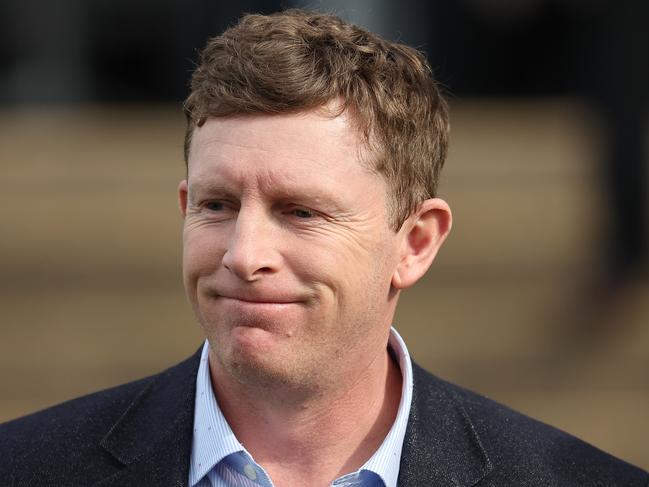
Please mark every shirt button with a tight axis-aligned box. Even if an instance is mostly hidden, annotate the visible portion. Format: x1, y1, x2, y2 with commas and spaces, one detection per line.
243, 463, 257, 480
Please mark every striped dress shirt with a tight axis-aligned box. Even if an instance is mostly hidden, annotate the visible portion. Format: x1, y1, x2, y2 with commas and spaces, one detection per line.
188, 327, 414, 487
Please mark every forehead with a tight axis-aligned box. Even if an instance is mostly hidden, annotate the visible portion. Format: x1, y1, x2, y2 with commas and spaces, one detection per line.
187, 109, 377, 190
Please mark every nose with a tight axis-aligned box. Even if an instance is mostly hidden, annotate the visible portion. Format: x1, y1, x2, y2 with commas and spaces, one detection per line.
221, 207, 280, 281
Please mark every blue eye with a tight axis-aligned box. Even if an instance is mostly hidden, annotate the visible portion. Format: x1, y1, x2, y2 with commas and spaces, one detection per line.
292, 208, 314, 218
205, 201, 224, 211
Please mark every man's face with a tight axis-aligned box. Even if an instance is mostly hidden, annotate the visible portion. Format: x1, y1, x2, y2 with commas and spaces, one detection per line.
180, 109, 406, 393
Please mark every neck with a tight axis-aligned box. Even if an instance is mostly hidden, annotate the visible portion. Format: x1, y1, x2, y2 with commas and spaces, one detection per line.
209, 346, 402, 487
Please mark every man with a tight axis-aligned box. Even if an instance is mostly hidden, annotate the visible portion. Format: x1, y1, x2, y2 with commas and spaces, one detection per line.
1, 9, 647, 487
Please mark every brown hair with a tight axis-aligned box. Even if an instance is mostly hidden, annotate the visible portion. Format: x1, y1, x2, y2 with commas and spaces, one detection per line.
184, 9, 449, 230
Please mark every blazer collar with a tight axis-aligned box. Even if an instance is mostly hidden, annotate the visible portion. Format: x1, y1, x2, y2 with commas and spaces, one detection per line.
397, 363, 493, 487
95, 348, 203, 487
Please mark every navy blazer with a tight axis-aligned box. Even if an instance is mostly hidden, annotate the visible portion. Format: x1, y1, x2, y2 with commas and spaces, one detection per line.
1, 348, 647, 486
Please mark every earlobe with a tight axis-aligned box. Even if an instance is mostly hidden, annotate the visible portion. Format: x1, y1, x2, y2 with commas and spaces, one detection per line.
391, 198, 452, 289
178, 180, 188, 218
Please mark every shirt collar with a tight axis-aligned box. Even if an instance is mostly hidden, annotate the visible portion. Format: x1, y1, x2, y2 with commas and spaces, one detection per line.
189, 327, 414, 487
188, 344, 242, 485
362, 327, 413, 487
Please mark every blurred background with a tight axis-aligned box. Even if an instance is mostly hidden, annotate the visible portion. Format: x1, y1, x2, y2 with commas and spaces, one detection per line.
1, 0, 648, 469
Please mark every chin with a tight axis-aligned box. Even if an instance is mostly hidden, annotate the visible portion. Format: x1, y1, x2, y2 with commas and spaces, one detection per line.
213, 328, 287, 378
219, 339, 321, 396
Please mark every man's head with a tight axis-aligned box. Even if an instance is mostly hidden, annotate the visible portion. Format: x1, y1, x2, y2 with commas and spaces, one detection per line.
179, 10, 452, 397
184, 9, 449, 231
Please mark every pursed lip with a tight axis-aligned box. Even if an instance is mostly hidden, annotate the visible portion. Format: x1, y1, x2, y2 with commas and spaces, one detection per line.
215, 292, 302, 305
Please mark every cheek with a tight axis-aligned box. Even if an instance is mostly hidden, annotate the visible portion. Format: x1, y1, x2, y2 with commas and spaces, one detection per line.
182, 226, 225, 280
302, 232, 396, 301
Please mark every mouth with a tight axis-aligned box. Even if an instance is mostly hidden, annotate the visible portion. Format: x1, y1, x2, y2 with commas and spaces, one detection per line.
217, 295, 302, 306
210, 285, 304, 303
201, 291, 306, 334
217, 296, 303, 327
216, 295, 301, 312
218, 295, 297, 304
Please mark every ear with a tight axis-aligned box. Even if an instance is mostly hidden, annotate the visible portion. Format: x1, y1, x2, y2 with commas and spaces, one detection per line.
178, 179, 188, 218
391, 198, 452, 289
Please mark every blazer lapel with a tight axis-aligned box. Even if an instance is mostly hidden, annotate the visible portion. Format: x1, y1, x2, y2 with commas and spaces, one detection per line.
89, 351, 491, 486
398, 363, 493, 487
94, 348, 202, 487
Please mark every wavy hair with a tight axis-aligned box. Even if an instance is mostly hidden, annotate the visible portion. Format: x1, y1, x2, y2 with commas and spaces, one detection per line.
184, 9, 449, 229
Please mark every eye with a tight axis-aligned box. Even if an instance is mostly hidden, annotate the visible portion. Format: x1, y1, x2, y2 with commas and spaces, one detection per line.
290, 208, 315, 219
205, 201, 225, 212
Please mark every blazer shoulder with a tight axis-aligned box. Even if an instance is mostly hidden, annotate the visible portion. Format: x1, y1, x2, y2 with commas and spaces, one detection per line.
411, 363, 649, 486
0, 374, 150, 470
0, 349, 202, 485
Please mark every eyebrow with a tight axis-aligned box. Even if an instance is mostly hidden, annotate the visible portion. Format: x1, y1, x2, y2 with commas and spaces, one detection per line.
186, 181, 237, 206
187, 178, 348, 212
187, 180, 229, 196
